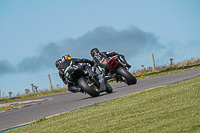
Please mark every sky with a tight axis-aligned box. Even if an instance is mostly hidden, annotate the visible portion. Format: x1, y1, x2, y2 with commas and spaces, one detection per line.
0, 0, 200, 84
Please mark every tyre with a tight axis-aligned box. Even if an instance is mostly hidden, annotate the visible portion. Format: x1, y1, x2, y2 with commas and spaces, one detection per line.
78, 77, 100, 97
105, 83, 113, 93
116, 67, 137, 85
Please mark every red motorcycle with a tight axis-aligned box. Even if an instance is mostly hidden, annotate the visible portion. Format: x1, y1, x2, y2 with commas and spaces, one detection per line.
101, 57, 137, 85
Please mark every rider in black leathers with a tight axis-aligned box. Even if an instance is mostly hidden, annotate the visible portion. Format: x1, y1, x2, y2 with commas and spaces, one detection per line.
90, 48, 131, 80
55, 54, 94, 93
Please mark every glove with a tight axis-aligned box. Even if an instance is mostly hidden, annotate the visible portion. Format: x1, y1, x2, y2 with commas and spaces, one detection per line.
111, 52, 118, 56
90, 61, 94, 67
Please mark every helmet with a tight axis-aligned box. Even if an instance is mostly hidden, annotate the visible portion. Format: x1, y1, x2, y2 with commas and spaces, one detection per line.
91, 48, 99, 57
55, 59, 62, 69
62, 54, 71, 62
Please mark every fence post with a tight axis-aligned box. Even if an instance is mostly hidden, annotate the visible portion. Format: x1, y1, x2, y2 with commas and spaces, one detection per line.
151, 53, 156, 70
48, 74, 53, 90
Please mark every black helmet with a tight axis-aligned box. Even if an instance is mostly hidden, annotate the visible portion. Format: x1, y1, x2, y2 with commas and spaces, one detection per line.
91, 48, 99, 57
55, 59, 62, 69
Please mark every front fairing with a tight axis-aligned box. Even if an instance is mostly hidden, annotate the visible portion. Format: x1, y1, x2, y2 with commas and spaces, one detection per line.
65, 66, 84, 82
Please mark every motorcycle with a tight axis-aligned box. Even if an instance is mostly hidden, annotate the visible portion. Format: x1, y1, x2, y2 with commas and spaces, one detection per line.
65, 64, 113, 97
99, 56, 137, 85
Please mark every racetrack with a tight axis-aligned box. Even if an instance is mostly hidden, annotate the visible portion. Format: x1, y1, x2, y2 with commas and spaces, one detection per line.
0, 69, 200, 132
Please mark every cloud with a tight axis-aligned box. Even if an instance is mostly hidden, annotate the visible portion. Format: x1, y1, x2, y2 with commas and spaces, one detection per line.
0, 26, 164, 75
0, 60, 16, 75
17, 43, 61, 72
61, 26, 164, 58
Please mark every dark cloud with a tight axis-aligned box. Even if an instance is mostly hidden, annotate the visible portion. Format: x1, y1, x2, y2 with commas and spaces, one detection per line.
0, 60, 16, 75
17, 43, 61, 72
60, 26, 164, 58
0, 26, 164, 75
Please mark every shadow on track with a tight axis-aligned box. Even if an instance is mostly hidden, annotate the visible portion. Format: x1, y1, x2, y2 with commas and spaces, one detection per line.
77, 91, 117, 101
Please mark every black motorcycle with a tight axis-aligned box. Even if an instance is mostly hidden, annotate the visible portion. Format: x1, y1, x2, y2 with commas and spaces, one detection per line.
65, 64, 113, 97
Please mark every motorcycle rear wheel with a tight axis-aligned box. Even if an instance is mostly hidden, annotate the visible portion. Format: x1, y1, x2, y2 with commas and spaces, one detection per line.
78, 77, 100, 97
105, 83, 113, 93
116, 67, 137, 85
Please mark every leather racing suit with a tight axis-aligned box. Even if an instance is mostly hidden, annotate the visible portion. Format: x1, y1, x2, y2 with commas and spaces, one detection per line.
92, 51, 130, 79
58, 58, 94, 92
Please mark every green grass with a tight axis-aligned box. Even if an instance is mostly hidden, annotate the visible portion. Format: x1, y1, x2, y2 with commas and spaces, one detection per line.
134, 66, 200, 80
7, 75, 200, 133
0, 106, 9, 112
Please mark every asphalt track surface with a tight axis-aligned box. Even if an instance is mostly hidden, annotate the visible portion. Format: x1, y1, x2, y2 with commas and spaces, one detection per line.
0, 69, 200, 132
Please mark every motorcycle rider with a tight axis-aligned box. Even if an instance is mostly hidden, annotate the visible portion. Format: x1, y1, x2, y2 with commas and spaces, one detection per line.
55, 54, 95, 93
90, 48, 131, 80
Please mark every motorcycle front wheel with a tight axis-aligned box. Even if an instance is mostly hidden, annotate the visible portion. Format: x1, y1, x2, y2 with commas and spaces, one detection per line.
116, 67, 137, 85
78, 77, 100, 97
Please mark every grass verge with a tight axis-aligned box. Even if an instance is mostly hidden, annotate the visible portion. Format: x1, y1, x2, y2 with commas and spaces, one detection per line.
134, 65, 200, 80
7, 75, 200, 133
0, 87, 68, 104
